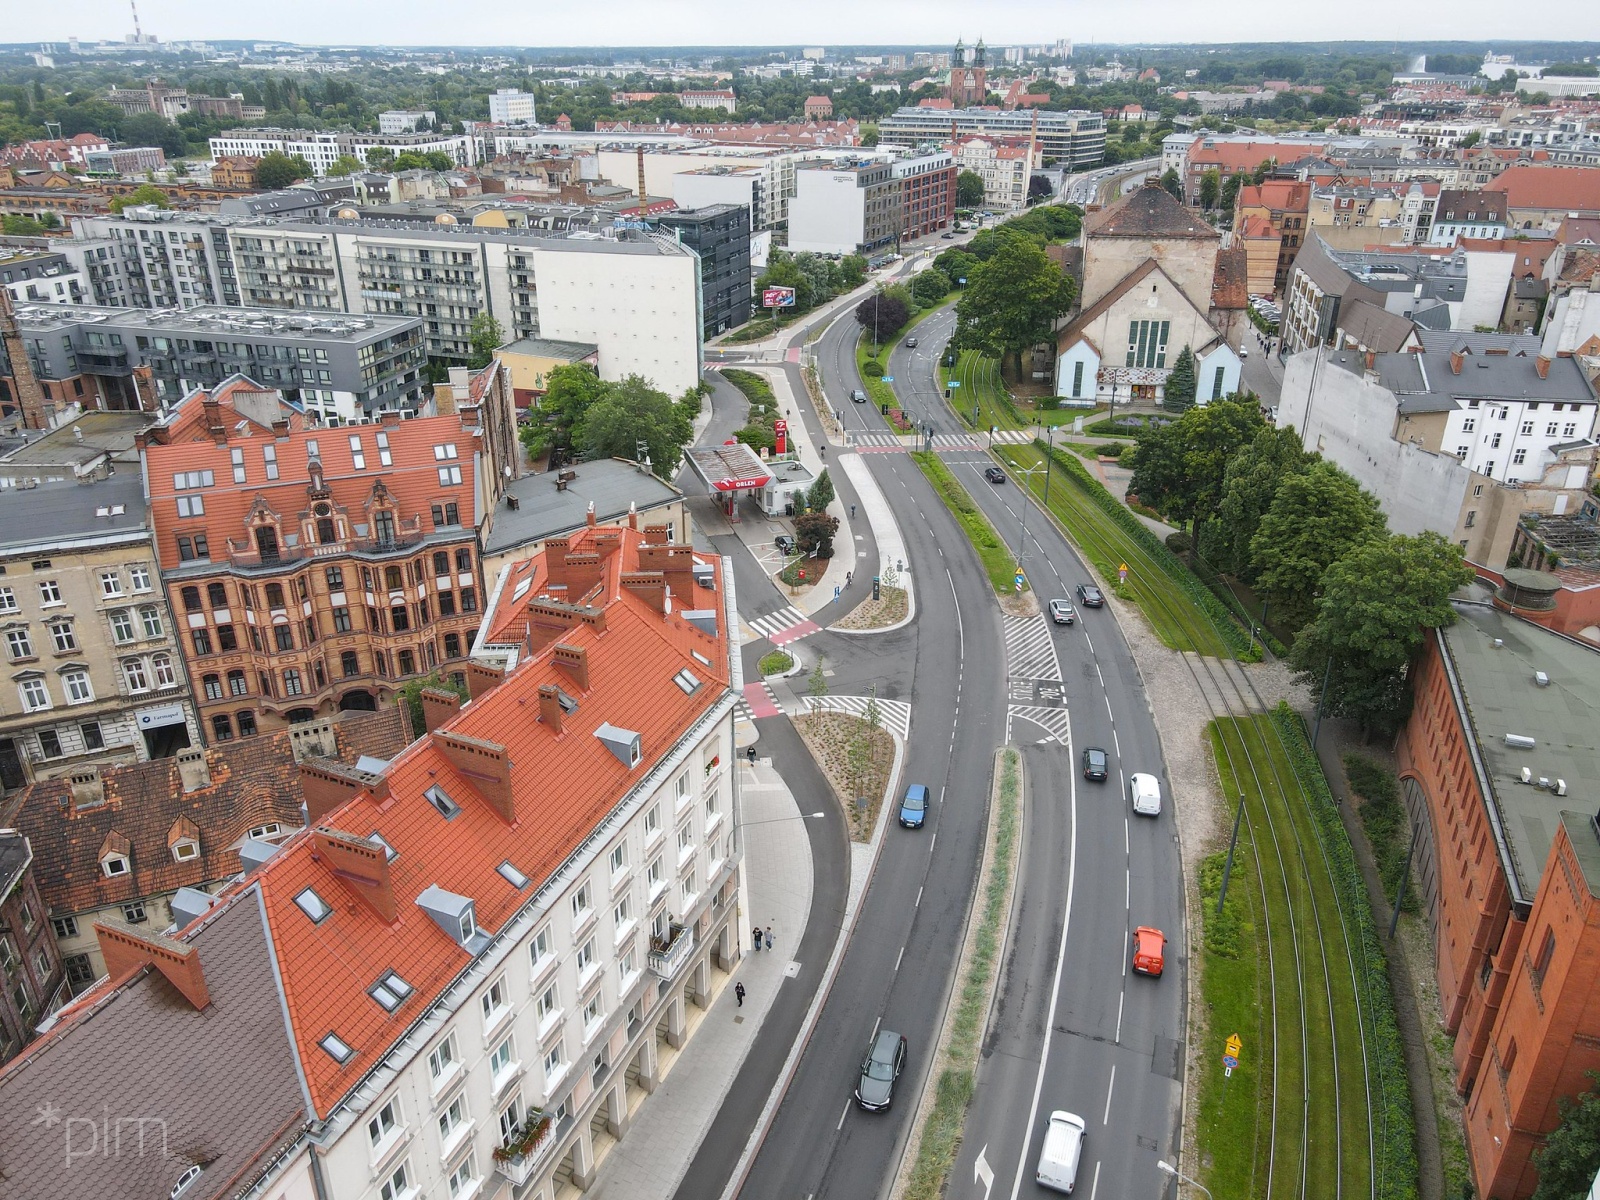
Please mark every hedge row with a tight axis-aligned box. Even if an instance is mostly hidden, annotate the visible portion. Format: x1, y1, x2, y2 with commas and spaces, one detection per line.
1271, 704, 1420, 1200
1036, 440, 1260, 660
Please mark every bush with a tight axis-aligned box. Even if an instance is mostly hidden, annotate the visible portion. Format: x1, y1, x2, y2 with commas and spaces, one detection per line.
1096, 441, 1126, 459
1197, 852, 1246, 958
734, 424, 776, 453
862, 359, 885, 377
1165, 531, 1193, 555
1344, 754, 1416, 914
1084, 416, 1151, 437
759, 650, 794, 676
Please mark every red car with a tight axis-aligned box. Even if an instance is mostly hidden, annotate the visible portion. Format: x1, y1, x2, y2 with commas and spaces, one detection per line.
1132, 926, 1166, 977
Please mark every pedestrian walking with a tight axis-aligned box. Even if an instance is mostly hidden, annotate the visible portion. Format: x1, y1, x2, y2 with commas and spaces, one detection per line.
753, 927, 762, 953
846, 571, 853, 586
850, 503, 857, 519
735, 982, 746, 1007
764, 924, 774, 950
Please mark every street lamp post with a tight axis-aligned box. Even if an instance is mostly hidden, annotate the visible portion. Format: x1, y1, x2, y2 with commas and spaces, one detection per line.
1013, 462, 1047, 570
1157, 1159, 1214, 1200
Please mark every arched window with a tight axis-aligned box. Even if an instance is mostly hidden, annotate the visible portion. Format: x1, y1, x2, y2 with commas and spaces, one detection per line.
341, 650, 360, 677
211, 713, 234, 742
152, 654, 176, 689
384, 565, 404, 591
227, 669, 248, 696
202, 673, 223, 701
254, 526, 280, 563
433, 550, 450, 576
181, 586, 202, 612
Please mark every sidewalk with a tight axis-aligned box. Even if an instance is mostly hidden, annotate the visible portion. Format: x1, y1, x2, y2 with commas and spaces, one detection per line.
586, 747, 815, 1200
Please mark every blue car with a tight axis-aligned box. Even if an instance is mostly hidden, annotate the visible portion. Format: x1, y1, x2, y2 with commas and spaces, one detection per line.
899, 784, 930, 829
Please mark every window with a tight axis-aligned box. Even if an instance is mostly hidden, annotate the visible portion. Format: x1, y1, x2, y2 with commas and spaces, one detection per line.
283, 669, 303, 696
1464, 510, 1477, 529
646, 804, 662, 836
37, 580, 61, 606
176, 495, 204, 519
499, 860, 530, 889
576, 937, 596, 977
177, 535, 208, 562
211, 714, 234, 742
428, 1034, 459, 1084
169, 1164, 202, 1199
1212, 365, 1226, 401
1564, 423, 1578, 437
490, 1035, 514, 1079
572, 880, 593, 922
99, 571, 124, 598
438, 591, 456, 617
529, 926, 552, 969
274, 625, 294, 652
543, 1042, 565, 1077
341, 649, 360, 677
20, 678, 50, 711
371, 970, 414, 1013
80, 721, 104, 750
499, 1095, 524, 1144
332, 606, 353, 633
1520, 421, 1534, 436
122, 901, 147, 924
265, 583, 285, 610
1532, 927, 1556, 985
192, 628, 213, 656
444, 632, 461, 659
6, 629, 34, 659
678, 824, 694, 856
237, 710, 257, 737
426, 784, 459, 819
481, 977, 509, 1025
647, 856, 663, 894
438, 465, 463, 487
1125, 319, 1170, 369
583, 992, 603, 1033
148, 654, 174, 689
377, 1163, 409, 1200
348, 435, 366, 470
438, 1093, 468, 1144
0, 588, 14, 614
610, 844, 627, 875
1491, 432, 1502, 449
1512, 448, 1527, 465
431, 502, 460, 528
458, 908, 478, 944
614, 895, 632, 930
294, 888, 333, 923
102, 853, 129, 878
63, 671, 93, 704
397, 649, 416, 676
1462, 418, 1476, 432
434, 443, 459, 461
129, 565, 151, 592
64, 953, 95, 990
52, 915, 79, 940
1546, 422, 1559, 436
38, 730, 62, 758
1501, 1037, 1519, 1076
138, 606, 163, 639
204, 673, 224, 701
457, 548, 473, 573
537, 983, 559, 1024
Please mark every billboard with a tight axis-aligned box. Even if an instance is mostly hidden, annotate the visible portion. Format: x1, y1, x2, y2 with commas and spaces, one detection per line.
762, 286, 797, 309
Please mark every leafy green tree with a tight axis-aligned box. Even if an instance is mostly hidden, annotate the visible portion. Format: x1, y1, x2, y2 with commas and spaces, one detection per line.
1159, 167, 1184, 201
328, 154, 366, 176
1532, 1074, 1600, 1200
755, 250, 811, 312
910, 265, 951, 306
1162, 346, 1197, 412
1220, 172, 1244, 212
1199, 167, 1221, 209
1126, 399, 1261, 533
956, 169, 987, 208
106, 183, 170, 214
1205, 426, 1314, 577
256, 151, 313, 189
859, 122, 880, 147
855, 289, 910, 344
1290, 532, 1474, 736
1251, 461, 1387, 628
792, 252, 837, 307
934, 247, 978, 285
806, 468, 835, 512
526, 363, 608, 458
466, 313, 504, 369
794, 509, 839, 558
1028, 175, 1054, 204
364, 146, 396, 169
577, 374, 695, 478
834, 254, 868, 291
955, 236, 1076, 380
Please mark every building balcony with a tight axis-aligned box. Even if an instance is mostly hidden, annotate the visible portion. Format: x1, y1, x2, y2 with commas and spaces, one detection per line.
493, 1111, 564, 1187
76, 350, 131, 374
648, 922, 695, 980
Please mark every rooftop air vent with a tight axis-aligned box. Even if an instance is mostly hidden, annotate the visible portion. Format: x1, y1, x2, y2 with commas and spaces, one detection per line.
595, 722, 642, 768
1534, 671, 1550, 687
1506, 733, 1536, 750
1521, 767, 1533, 784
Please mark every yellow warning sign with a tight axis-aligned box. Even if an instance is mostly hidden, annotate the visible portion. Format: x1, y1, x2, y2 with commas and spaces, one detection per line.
1225, 1034, 1243, 1057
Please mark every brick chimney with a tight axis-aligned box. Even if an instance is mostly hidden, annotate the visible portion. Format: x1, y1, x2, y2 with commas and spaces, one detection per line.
95, 920, 210, 1010
312, 828, 398, 921
1364, 350, 1376, 372
431, 732, 516, 824
420, 686, 462, 733
538, 683, 566, 734
643, 523, 671, 545
1535, 354, 1551, 379
1450, 348, 1465, 374
201, 394, 227, 446
271, 418, 290, 440
553, 642, 590, 691
298, 758, 379, 826
621, 571, 668, 612
466, 661, 504, 701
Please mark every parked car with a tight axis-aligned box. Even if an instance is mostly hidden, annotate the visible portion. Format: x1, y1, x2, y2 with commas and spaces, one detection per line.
941, 231, 958, 239
1129, 772, 1162, 817
1049, 599, 1075, 626
851, 389, 867, 403
1035, 1111, 1087, 1193
1081, 747, 1108, 781
905, 336, 919, 348
1076, 583, 1104, 608
855, 1029, 908, 1111
1132, 926, 1167, 976
984, 466, 1006, 484
899, 783, 930, 829
774, 534, 797, 555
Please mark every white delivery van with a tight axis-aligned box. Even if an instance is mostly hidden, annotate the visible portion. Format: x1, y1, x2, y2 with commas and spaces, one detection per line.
1036, 1110, 1086, 1193
1129, 772, 1163, 817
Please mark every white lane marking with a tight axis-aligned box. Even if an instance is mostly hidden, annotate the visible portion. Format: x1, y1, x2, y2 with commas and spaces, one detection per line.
931, 832, 938, 853
1105, 695, 1115, 720
895, 946, 905, 972
1124, 818, 1129, 856
1089, 1161, 1102, 1200
1103, 1065, 1116, 1124
1008, 713, 1078, 1200
1125, 868, 1130, 909
871, 1016, 881, 1041
976, 1146, 996, 1200
915, 886, 923, 907
1116, 991, 1124, 1044
1112, 728, 1121, 757
837, 1102, 851, 1131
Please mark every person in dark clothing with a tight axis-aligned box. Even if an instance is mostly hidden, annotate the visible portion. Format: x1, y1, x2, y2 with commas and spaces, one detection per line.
735, 982, 746, 1007
753, 927, 762, 953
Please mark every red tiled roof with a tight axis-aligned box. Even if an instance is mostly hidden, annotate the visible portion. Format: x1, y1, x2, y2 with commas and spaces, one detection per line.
1237, 180, 1310, 214
1188, 139, 1328, 174
1486, 165, 1600, 213
239, 524, 730, 1116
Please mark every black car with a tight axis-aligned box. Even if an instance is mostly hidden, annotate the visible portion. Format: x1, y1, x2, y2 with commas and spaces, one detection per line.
851, 389, 867, 403
984, 466, 1006, 484
1077, 583, 1104, 608
1082, 747, 1108, 781
855, 1029, 908, 1111
775, 534, 797, 555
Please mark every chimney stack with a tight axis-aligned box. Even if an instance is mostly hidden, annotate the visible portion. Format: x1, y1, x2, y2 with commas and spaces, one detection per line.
553, 642, 590, 691
312, 828, 398, 922
1364, 350, 1376, 372
1535, 354, 1551, 379
538, 683, 566, 734
95, 921, 210, 1010
201, 395, 227, 446
420, 686, 462, 734
1449, 348, 1465, 374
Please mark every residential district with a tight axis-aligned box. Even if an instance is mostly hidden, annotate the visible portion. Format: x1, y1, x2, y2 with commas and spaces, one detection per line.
0, 23, 1597, 1200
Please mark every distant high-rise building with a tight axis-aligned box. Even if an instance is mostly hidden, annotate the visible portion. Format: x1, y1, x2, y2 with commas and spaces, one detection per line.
487, 88, 537, 126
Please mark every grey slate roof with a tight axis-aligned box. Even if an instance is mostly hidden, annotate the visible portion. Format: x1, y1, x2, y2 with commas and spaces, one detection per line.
1084, 181, 1219, 241
484, 458, 682, 557
1418, 329, 1543, 355
1337, 298, 1416, 353
0, 474, 151, 547
1330, 345, 1598, 411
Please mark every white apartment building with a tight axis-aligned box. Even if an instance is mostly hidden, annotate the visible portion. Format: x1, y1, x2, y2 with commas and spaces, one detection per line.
489, 88, 539, 126
596, 147, 823, 230
379, 110, 438, 134
207, 129, 485, 177
787, 158, 901, 256
679, 90, 737, 114
952, 136, 1040, 213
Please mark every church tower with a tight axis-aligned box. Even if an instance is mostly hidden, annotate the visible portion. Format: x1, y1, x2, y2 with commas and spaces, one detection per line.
947, 39, 968, 106
972, 39, 989, 103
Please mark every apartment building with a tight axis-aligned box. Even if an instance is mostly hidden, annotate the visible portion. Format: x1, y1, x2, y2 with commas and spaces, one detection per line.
951, 136, 1041, 214
892, 149, 956, 240
598, 147, 824, 231
82, 146, 167, 176
208, 129, 485, 178
1429, 189, 1509, 244
1231, 180, 1310, 296
7, 302, 427, 423
0, 832, 65, 1065
1306, 181, 1436, 250
0, 473, 198, 792
74, 206, 244, 309
657, 204, 753, 338
142, 382, 491, 738
0, 249, 86, 306
788, 158, 902, 256
489, 88, 539, 126
0, 520, 740, 1200
380, 110, 439, 135
878, 105, 1106, 168
681, 90, 737, 114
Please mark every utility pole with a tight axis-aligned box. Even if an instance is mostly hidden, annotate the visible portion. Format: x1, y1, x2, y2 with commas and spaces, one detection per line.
1043, 424, 1055, 507
1310, 653, 1334, 749
1217, 794, 1246, 915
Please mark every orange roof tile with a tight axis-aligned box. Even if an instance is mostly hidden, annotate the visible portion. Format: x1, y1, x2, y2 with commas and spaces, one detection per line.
1486, 165, 1600, 214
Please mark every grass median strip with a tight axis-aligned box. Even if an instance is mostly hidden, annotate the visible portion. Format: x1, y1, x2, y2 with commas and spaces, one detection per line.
902, 749, 1020, 1200
910, 451, 1025, 597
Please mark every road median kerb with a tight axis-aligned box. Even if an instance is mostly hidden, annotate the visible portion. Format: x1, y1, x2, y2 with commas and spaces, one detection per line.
889, 747, 1024, 1200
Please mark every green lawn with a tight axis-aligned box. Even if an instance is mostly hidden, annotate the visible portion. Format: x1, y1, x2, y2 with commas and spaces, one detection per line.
1197, 709, 1414, 1200
994, 442, 1244, 657
938, 350, 1106, 432
910, 451, 1025, 596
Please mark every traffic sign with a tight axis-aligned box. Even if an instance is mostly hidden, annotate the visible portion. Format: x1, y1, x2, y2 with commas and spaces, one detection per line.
1225, 1033, 1242, 1057
1223, 1054, 1239, 1070
948, 380, 961, 389
883, 376, 894, 382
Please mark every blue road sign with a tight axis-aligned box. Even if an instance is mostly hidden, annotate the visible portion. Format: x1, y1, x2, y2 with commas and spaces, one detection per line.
883, 376, 894, 382
948, 381, 962, 389
1223, 1054, 1238, 1070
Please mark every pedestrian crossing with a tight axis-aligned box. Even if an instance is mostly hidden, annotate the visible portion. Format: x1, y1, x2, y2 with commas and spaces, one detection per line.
744, 606, 821, 647
1008, 703, 1073, 746
740, 681, 783, 721
845, 429, 1036, 454
801, 694, 913, 742
1003, 615, 1063, 683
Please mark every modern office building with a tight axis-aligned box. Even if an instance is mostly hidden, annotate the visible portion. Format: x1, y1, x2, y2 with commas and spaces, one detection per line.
787, 158, 902, 256
891, 149, 957, 240
488, 88, 539, 126
878, 105, 1106, 169
656, 204, 753, 337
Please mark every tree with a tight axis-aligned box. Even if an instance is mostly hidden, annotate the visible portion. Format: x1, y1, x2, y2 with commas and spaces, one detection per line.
1205, 426, 1314, 577
794, 510, 840, 558
1250, 461, 1387, 629
855, 290, 910, 344
1159, 168, 1184, 201
859, 122, 880, 147
1126, 400, 1262, 533
1220, 172, 1244, 212
807, 652, 829, 713
107, 184, 170, 214
1532, 1074, 1600, 1200
755, 250, 811, 312
834, 254, 868, 291
577, 374, 695, 478
806, 468, 835, 512
956, 169, 987, 208
1027, 174, 1054, 204
1162, 346, 1197, 412
397, 670, 468, 737
934, 248, 978, 285
792, 253, 836, 308
1199, 167, 1221, 210
1290, 532, 1474, 736
954, 236, 1076, 380
466, 313, 504, 369
364, 146, 396, 170
328, 154, 366, 176
910, 265, 951, 305
256, 151, 313, 190
526, 363, 609, 459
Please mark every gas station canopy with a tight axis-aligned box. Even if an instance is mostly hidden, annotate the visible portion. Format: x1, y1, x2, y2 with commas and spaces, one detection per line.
684, 443, 775, 493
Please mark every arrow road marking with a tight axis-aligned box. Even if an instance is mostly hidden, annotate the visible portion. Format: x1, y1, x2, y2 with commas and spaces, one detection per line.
975, 1145, 995, 1200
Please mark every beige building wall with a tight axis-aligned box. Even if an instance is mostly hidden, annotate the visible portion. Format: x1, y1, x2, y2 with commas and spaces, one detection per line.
1082, 234, 1219, 313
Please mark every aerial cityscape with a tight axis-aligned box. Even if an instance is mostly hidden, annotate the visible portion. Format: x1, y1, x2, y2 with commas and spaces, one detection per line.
0, 10, 1598, 1200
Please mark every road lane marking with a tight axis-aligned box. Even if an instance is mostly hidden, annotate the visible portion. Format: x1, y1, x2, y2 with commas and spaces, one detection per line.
1089, 1161, 1102, 1200
895, 946, 904, 972
976, 1146, 996, 1200
837, 1102, 850, 1131
930, 832, 938, 853
1112, 729, 1120, 756
1116, 991, 1124, 1044
871, 1016, 881, 1040
915, 886, 923, 907
1103, 1065, 1116, 1124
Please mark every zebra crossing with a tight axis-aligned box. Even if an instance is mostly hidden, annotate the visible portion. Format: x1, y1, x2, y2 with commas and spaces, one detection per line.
739, 680, 783, 721
845, 429, 1035, 454
801, 694, 913, 742
1003, 615, 1063, 682
744, 606, 821, 647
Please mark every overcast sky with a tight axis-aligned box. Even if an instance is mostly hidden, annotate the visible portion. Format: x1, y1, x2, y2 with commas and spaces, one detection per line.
9, 0, 1598, 50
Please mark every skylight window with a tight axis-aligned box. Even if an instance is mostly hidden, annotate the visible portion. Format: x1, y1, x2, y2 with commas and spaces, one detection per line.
369, 970, 415, 1013
497, 861, 530, 889
433, 443, 459, 461
367, 831, 398, 862
294, 888, 333, 923
425, 785, 460, 819
319, 1032, 356, 1064
673, 668, 703, 695
691, 650, 712, 666
375, 430, 393, 467
348, 434, 366, 470
511, 579, 532, 602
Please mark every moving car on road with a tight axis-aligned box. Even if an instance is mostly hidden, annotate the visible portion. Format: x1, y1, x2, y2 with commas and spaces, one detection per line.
854, 1029, 907, 1111
1129, 771, 1162, 816
1036, 1110, 1086, 1193
1081, 747, 1108, 781
1076, 583, 1104, 608
851, 389, 867, 403
1132, 926, 1167, 976
905, 336, 919, 348
1048, 599, 1075, 625
984, 466, 1006, 484
898, 784, 930, 829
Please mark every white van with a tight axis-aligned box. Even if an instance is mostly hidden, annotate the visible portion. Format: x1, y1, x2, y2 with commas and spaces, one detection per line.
1036, 1110, 1086, 1193
1129, 772, 1163, 817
